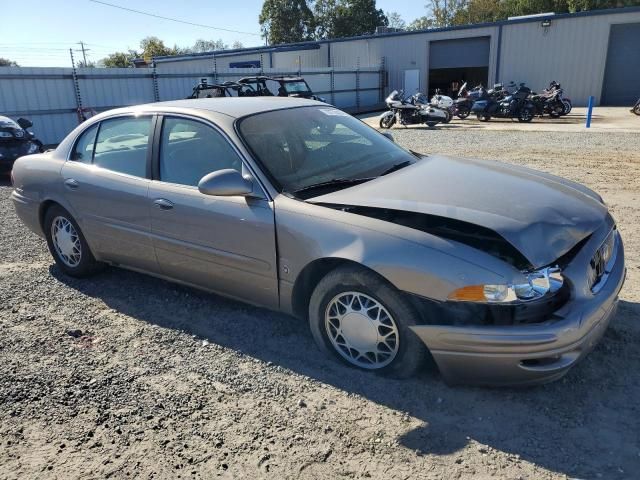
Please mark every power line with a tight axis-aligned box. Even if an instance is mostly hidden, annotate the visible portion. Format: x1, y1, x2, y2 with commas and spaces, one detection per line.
88, 0, 261, 36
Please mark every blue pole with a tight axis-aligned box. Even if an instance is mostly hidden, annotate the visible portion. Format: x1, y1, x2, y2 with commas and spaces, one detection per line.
586, 95, 594, 128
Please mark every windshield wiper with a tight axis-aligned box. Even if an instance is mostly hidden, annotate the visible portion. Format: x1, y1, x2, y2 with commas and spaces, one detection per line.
379, 160, 413, 176
292, 177, 374, 195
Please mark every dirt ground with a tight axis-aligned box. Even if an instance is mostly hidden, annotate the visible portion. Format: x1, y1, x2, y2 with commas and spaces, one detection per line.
1, 125, 639, 480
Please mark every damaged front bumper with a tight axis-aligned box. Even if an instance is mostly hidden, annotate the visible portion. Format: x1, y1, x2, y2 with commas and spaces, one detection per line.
411, 225, 626, 386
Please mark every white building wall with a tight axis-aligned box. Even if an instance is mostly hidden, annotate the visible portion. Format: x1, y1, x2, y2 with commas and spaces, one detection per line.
499, 10, 640, 105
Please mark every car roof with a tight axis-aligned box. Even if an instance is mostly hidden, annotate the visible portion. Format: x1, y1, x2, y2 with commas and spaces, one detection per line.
113, 97, 322, 119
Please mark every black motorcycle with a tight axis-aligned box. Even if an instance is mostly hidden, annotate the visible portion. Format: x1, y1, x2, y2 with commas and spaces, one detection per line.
0, 116, 43, 176
379, 90, 448, 128
530, 81, 569, 118
471, 83, 535, 122
632, 98, 640, 116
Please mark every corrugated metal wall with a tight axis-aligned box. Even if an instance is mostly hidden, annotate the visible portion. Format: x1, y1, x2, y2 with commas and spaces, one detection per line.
0, 66, 384, 144
499, 10, 640, 105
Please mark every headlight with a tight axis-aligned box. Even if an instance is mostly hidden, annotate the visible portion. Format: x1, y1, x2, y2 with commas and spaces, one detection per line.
27, 142, 40, 154
0, 131, 13, 138
448, 267, 563, 303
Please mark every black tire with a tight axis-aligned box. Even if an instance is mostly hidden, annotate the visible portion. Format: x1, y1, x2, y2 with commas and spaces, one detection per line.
379, 114, 396, 129
309, 266, 426, 378
456, 107, 470, 119
518, 107, 534, 123
633, 104, 640, 116
562, 100, 572, 115
442, 110, 452, 123
477, 114, 490, 122
426, 121, 438, 128
44, 205, 104, 277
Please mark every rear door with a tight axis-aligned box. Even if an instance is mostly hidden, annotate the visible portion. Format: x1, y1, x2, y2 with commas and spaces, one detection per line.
61, 115, 158, 272
148, 115, 278, 308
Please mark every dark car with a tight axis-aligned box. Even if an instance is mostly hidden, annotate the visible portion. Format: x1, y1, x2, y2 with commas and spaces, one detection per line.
0, 116, 43, 175
237, 76, 326, 102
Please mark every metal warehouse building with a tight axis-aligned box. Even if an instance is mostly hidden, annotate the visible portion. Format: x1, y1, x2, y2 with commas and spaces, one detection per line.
154, 6, 640, 107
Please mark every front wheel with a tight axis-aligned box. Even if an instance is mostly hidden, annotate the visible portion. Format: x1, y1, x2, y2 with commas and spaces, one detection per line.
309, 266, 426, 378
379, 113, 396, 129
518, 107, 534, 122
633, 103, 640, 116
44, 205, 104, 277
562, 100, 572, 115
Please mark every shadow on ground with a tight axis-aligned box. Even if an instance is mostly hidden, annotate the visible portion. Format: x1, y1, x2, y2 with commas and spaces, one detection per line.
52, 265, 640, 479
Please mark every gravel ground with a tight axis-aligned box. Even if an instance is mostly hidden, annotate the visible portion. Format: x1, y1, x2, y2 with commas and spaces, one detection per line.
1, 129, 639, 479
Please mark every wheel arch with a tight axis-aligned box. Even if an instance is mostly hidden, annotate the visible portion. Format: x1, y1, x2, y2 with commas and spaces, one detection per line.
290, 257, 395, 320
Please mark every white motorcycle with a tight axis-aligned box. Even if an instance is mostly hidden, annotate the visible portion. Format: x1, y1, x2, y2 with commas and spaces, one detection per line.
379, 90, 448, 128
428, 89, 454, 123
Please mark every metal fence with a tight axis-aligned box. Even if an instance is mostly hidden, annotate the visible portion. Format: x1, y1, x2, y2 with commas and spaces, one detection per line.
0, 65, 385, 145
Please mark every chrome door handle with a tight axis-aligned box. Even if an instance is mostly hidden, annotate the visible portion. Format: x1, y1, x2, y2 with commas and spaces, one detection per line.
153, 198, 174, 210
64, 178, 79, 189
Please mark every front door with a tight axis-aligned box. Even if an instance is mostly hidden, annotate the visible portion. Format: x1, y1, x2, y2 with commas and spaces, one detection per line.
61, 115, 158, 272
148, 116, 278, 309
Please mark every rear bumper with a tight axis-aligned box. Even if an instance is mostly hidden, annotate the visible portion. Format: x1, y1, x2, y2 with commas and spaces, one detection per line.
11, 188, 44, 238
411, 231, 626, 386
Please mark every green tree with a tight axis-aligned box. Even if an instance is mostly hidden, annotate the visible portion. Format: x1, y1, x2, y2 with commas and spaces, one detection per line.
190, 39, 228, 53
0, 57, 18, 67
139, 36, 183, 60
313, 0, 338, 39
259, 0, 315, 45
406, 16, 434, 30
386, 11, 406, 29
232, 41, 245, 49
100, 51, 137, 68
331, 0, 388, 38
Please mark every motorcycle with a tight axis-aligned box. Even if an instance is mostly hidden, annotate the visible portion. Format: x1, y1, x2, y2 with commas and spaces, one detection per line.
530, 81, 571, 117
379, 90, 448, 128
453, 82, 485, 119
0, 116, 43, 176
471, 82, 536, 122
632, 98, 640, 116
428, 89, 454, 123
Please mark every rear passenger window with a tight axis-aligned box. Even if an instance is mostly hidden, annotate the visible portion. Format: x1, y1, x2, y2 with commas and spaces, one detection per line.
71, 124, 98, 162
159, 117, 241, 187
93, 116, 152, 177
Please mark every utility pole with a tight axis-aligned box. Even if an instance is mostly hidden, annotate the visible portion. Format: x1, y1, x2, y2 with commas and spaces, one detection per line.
75, 41, 90, 66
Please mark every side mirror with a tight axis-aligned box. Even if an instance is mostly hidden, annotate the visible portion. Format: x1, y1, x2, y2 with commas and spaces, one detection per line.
198, 169, 254, 197
381, 131, 395, 142
17, 118, 33, 129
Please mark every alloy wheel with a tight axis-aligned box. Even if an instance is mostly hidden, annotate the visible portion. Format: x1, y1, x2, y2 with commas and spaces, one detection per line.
324, 292, 400, 369
51, 216, 82, 267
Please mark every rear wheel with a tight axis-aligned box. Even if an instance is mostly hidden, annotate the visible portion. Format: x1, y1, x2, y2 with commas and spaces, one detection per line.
309, 266, 426, 378
456, 106, 470, 119
44, 205, 104, 277
518, 107, 534, 123
379, 114, 396, 129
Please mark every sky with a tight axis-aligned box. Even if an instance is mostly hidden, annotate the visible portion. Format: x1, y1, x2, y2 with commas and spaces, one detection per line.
1, 0, 426, 67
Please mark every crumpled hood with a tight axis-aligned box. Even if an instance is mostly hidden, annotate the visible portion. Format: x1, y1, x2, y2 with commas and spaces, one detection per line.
309, 155, 608, 268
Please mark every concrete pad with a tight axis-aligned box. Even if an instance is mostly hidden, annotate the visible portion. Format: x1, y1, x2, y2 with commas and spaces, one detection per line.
359, 107, 640, 133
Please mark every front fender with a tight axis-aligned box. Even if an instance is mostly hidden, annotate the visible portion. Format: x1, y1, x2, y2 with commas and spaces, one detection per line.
274, 196, 523, 312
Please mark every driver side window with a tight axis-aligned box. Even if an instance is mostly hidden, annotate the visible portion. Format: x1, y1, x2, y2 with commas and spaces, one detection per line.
159, 117, 241, 187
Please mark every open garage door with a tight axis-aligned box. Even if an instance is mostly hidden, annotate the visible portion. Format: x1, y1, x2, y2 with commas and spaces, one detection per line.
601, 23, 640, 106
429, 37, 490, 97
